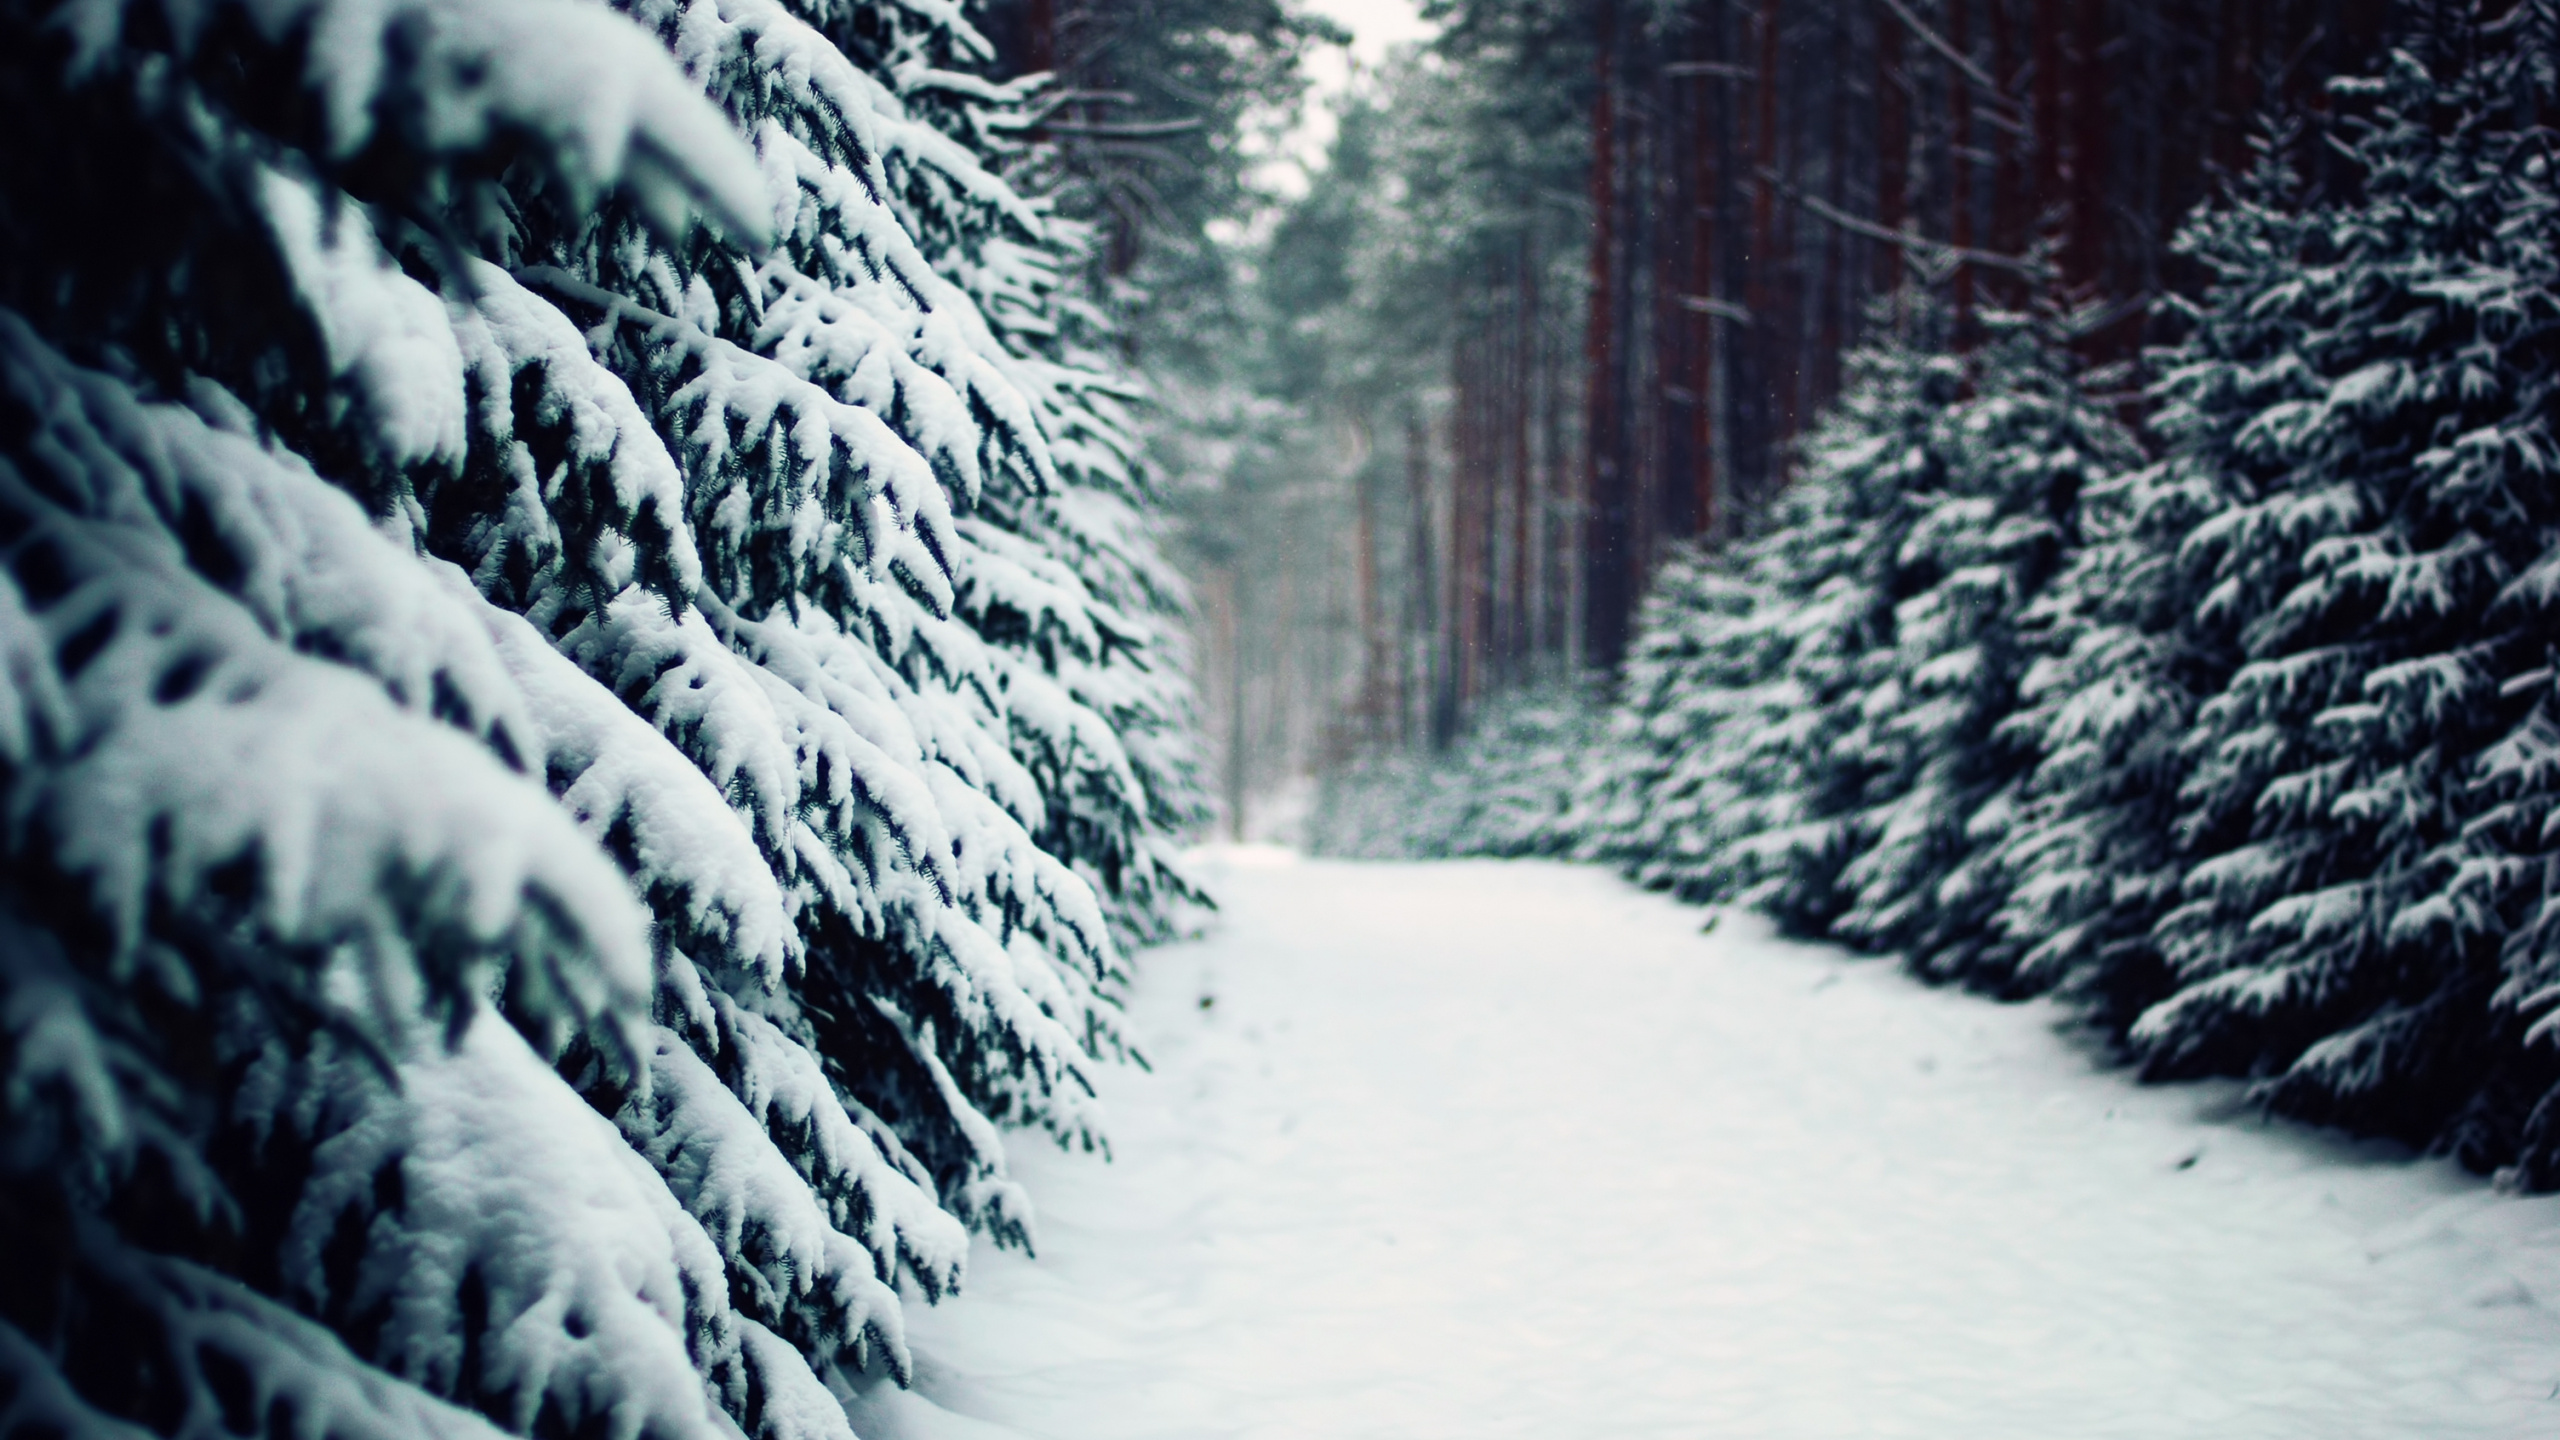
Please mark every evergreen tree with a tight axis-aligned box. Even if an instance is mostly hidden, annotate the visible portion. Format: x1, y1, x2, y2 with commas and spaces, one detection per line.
1984, 123, 2316, 1028
1573, 551, 1801, 900
1312, 682, 1598, 859
0, 0, 1202, 1433
2466, 4, 2560, 1189
1830, 305, 2138, 980
2127, 9, 2560, 1167
878, 24, 1216, 949
1581, 300, 1959, 933
1592, 293, 2136, 966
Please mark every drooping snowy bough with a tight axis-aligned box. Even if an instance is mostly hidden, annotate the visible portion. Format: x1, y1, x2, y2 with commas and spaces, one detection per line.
0, 0, 1206, 1435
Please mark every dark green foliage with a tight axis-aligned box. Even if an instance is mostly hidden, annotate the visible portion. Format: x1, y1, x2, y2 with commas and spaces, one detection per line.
0, 0, 1210, 1433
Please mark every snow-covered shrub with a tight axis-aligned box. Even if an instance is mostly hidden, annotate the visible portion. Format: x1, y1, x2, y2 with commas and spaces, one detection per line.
1309, 684, 1601, 860
1570, 548, 1809, 906
0, 0, 1204, 1434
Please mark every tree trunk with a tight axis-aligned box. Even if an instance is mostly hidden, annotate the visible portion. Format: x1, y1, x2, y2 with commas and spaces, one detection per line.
1027, 0, 1055, 74
1405, 409, 1440, 747
1582, 0, 1632, 669
1354, 418, 1388, 747
1217, 565, 1246, 839
1989, 0, 2022, 301
2033, 0, 2064, 251
1510, 241, 1536, 678
1877, 2, 1910, 293
1950, 0, 1976, 335
1692, 4, 1724, 543
1749, 0, 1794, 498
2068, 0, 2110, 304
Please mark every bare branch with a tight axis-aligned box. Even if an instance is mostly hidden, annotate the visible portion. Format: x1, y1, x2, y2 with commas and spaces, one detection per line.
1038, 117, 1209, 138
1675, 294, 1755, 324
1876, 0, 2020, 116
1663, 62, 1756, 81
1759, 167, 2045, 277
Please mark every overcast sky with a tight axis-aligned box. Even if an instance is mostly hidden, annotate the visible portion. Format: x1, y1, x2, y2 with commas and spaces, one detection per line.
1259, 0, 1438, 196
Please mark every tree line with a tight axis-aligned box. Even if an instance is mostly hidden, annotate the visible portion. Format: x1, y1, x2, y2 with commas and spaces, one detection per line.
1196, 0, 2411, 829
1333, 0, 2560, 1186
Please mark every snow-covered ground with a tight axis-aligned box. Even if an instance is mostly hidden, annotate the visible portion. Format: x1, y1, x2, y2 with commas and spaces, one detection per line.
851, 855, 2560, 1439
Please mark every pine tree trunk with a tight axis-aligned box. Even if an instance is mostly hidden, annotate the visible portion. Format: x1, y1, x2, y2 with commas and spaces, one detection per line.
1511, 242, 1536, 678
1878, 3, 1910, 292
1028, 0, 1056, 73
1951, 0, 1977, 336
1405, 408, 1437, 747
1654, 51, 1698, 546
2034, 0, 2064, 252
1707, 0, 1739, 541
2215, 0, 2259, 180
1218, 565, 1247, 839
1691, 8, 1723, 543
2068, 0, 2110, 304
1582, 0, 1632, 669
1989, 0, 2013, 273
1815, 0, 1851, 418
1750, 0, 1794, 501
1540, 256, 1570, 667
1355, 418, 1389, 746
1456, 328, 1488, 707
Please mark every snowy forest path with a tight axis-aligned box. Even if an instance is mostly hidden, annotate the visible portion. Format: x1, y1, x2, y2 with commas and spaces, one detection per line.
855, 856, 2560, 1439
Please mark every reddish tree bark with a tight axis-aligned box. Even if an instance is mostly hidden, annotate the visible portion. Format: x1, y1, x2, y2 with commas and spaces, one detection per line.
1748, 0, 1795, 481
2067, 0, 2110, 302
1582, 0, 1632, 668
1027, 0, 1055, 73
1655, 38, 1707, 546
1950, 0, 1977, 334
1510, 246, 1535, 676
1815, 1, 1849, 417
1694, 20, 1725, 543
1877, 3, 1910, 291
1989, 0, 2022, 302
1354, 425, 1389, 745
2033, 0, 2064, 245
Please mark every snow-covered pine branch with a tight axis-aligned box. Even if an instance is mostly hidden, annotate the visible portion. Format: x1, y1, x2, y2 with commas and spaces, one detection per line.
2, 0, 1206, 1436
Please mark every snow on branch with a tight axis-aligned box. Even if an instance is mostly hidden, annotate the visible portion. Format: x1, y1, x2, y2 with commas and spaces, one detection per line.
54, 0, 772, 250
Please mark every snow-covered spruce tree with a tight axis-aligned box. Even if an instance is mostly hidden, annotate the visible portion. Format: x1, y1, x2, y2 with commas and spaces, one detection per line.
2129, 6, 2560, 1160
879, 36, 1214, 948
1724, 303, 1965, 936
1571, 548, 1802, 899
2471, 7, 2560, 1184
1589, 289, 2136, 982
0, 0, 1199, 1436
1821, 305, 2136, 981
1581, 297, 1961, 934
1573, 470, 1873, 913
1980, 127, 2316, 1028
1838, 304, 2145, 987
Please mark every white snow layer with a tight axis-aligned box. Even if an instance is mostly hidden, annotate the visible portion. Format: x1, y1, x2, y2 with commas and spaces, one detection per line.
54, 0, 769, 247
857, 855, 2560, 1439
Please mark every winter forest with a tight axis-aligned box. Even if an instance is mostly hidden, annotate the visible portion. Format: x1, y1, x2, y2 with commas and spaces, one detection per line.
9, 0, 2560, 1432
1300, 0, 2560, 1183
